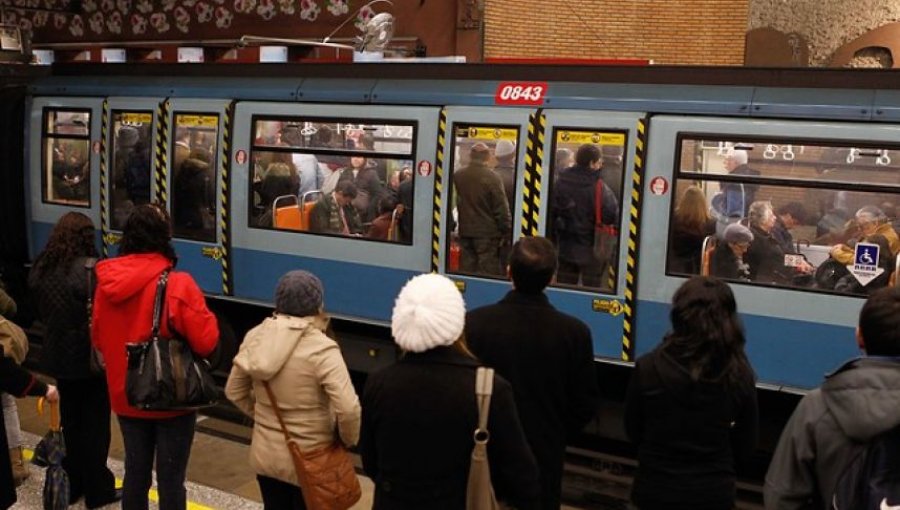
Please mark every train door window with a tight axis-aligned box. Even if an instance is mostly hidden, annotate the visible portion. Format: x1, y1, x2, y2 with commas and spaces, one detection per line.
546, 129, 628, 293
248, 118, 415, 244
446, 124, 519, 279
110, 111, 154, 230
170, 113, 219, 242
668, 137, 900, 297
42, 109, 91, 207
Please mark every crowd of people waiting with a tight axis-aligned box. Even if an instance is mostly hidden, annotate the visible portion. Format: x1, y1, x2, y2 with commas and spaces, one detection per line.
0, 200, 896, 509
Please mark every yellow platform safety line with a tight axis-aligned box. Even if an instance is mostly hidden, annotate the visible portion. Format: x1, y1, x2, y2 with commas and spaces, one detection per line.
99, 99, 110, 258
22, 449, 216, 510
431, 108, 448, 273
621, 117, 650, 362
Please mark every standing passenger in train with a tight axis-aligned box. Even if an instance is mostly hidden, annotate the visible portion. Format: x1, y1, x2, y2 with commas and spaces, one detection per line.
453, 143, 511, 276
360, 273, 540, 509
279, 124, 325, 198
771, 202, 808, 255
765, 287, 900, 509
172, 128, 191, 181
830, 205, 900, 265
225, 270, 360, 510
625, 276, 758, 510
28, 212, 122, 508
309, 180, 363, 236
493, 140, 517, 218
710, 223, 753, 281
551, 144, 619, 288
715, 149, 759, 219
466, 236, 600, 510
397, 171, 414, 243
92, 204, 219, 510
669, 186, 716, 274
338, 156, 383, 222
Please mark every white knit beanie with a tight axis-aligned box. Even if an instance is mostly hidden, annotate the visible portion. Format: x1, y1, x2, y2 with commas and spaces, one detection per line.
392, 273, 465, 353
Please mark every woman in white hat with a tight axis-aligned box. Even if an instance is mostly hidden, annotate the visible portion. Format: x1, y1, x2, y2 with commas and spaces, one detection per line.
360, 273, 540, 509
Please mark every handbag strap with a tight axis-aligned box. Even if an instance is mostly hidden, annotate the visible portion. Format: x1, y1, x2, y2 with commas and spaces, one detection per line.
262, 381, 299, 450
150, 269, 171, 338
474, 367, 494, 441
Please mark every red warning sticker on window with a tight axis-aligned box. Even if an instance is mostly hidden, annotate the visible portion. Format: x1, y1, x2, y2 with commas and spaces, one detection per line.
494, 82, 548, 106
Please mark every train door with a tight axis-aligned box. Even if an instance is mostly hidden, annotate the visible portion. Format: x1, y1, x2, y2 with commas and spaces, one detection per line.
637, 116, 900, 388
100, 97, 162, 257
163, 99, 231, 295
438, 107, 533, 307
229, 102, 439, 323
540, 110, 645, 360
26, 97, 103, 258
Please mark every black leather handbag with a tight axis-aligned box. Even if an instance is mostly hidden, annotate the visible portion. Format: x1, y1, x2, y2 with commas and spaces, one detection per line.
125, 269, 218, 410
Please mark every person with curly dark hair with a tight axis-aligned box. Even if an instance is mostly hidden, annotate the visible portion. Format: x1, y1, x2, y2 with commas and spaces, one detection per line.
92, 204, 218, 510
29, 212, 119, 508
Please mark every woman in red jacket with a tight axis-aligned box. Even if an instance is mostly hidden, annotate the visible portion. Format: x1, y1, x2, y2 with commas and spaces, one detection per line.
92, 203, 218, 510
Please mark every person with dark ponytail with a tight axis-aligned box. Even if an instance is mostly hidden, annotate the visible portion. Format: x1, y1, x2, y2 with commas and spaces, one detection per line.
624, 276, 758, 510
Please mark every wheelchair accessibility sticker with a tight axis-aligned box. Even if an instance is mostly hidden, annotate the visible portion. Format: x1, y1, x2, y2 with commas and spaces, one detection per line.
849, 242, 884, 287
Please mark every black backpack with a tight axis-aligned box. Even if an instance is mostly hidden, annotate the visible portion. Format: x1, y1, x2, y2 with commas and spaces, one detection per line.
832, 426, 900, 509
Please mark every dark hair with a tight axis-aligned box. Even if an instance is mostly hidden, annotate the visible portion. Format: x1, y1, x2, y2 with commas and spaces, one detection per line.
575, 144, 602, 167
31, 212, 98, 279
378, 196, 397, 215
335, 180, 358, 199
119, 203, 177, 261
509, 237, 557, 293
776, 202, 808, 224
859, 287, 900, 356
663, 276, 754, 387
865, 234, 893, 270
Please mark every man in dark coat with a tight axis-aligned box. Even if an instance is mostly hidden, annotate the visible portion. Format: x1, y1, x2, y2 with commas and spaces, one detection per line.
466, 236, 601, 510
452, 143, 511, 276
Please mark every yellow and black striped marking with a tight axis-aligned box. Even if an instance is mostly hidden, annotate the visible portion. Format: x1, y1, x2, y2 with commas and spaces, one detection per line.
622, 117, 649, 362
431, 108, 448, 273
219, 102, 235, 295
99, 99, 110, 257
521, 109, 546, 237
154, 101, 170, 207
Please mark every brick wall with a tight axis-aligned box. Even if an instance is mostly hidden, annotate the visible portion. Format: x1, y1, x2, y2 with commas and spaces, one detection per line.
485, 0, 749, 65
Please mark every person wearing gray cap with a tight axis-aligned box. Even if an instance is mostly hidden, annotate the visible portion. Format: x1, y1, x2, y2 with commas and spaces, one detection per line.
711, 223, 754, 281
226, 270, 361, 509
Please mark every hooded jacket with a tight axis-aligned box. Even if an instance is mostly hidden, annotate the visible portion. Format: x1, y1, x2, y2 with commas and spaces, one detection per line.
92, 253, 219, 419
625, 345, 758, 510
765, 357, 900, 510
225, 313, 360, 486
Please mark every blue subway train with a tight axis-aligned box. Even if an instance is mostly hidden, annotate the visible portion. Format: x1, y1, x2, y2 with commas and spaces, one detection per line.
19, 63, 900, 405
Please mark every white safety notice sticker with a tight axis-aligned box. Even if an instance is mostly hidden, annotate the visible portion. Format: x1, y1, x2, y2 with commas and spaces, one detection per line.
848, 241, 884, 286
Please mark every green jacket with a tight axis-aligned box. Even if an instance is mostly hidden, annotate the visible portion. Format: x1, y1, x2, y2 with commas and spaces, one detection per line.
453, 161, 511, 238
310, 193, 363, 235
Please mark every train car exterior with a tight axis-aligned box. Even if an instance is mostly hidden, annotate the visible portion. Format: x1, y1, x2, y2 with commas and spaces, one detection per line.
21, 64, 900, 398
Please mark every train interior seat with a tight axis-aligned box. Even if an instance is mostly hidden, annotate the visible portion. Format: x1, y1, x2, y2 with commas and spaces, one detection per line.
701, 235, 717, 276
273, 195, 302, 231
298, 190, 323, 231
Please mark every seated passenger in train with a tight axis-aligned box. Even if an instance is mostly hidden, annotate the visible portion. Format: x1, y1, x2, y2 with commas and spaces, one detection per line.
746, 201, 813, 284
669, 186, 716, 274
51, 141, 90, 202
309, 180, 363, 236
814, 207, 852, 245
771, 202, 808, 255
367, 196, 398, 241
765, 287, 900, 509
834, 234, 894, 296
830, 205, 900, 265
256, 162, 297, 228
551, 144, 618, 288
338, 156, 383, 223
453, 143, 511, 277
710, 223, 753, 281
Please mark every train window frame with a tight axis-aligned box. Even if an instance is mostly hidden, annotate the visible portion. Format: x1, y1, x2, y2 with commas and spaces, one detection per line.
109, 109, 155, 232
247, 114, 418, 246
444, 122, 521, 280
169, 111, 221, 243
666, 132, 900, 298
545, 126, 630, 295
40, 107, 92, 209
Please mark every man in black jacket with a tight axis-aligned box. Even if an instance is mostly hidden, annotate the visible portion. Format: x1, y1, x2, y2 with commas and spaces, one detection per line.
466, 236, 600, 509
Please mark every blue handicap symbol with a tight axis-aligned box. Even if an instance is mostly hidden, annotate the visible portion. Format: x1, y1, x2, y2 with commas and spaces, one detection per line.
855, 243, 880, 267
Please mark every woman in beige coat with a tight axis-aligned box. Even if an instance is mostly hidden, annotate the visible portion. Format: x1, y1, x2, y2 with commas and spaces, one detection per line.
225, 270, 361, 509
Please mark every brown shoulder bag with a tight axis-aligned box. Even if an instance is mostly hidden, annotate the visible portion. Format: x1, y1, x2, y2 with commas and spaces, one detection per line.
262, 381, 361, 510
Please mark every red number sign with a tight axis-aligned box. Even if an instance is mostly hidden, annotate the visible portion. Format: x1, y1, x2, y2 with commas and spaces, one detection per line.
494, 82, 548, 106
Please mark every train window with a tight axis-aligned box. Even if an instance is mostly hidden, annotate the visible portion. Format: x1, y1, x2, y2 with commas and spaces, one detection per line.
446, 124, 519, 279
170, 113, 219, 242
42, 109, 91, 207
110, 111, 154, 231
546, 129, 627, 293
248, 117, 415, 244
668, 137, 900, 297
